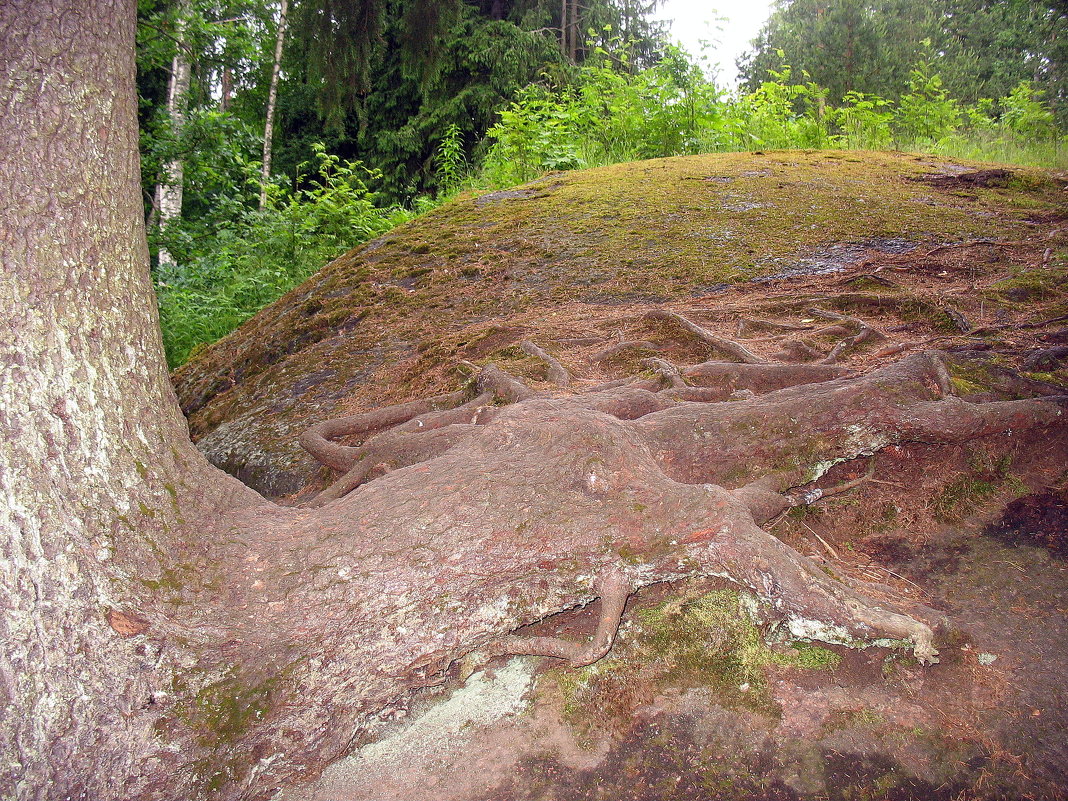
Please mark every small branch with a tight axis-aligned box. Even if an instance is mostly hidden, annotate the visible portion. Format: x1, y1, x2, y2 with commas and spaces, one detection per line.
943, 307, 971, 333
644, 309, 768, 364
785, 461, 876, 507
809, 526, 840, 561
967, 313, 1068, 336
872, 337, 944, 358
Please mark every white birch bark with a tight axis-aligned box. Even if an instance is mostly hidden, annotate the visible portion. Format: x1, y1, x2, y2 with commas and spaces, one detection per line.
259, 0, 290, 210
154, 0, 192, 270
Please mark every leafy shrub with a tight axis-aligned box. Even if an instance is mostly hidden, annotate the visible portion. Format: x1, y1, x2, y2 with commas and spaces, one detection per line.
832, 91, 894, 149
1001, 81, 1059, 140
893, 45, 961, 144
155, 144, 416, 367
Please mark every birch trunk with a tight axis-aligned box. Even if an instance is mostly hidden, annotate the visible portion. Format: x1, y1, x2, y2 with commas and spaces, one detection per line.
259, 0, 289, 211
153, 0, 191, 270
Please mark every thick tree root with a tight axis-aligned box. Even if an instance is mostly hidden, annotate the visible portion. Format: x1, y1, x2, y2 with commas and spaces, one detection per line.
644, 309, 768, 364
520, 340, 572, 386
296, 339, 1064, 683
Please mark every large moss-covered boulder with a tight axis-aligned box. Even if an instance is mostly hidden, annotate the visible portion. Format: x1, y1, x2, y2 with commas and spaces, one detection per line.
174, 151, 1066, 497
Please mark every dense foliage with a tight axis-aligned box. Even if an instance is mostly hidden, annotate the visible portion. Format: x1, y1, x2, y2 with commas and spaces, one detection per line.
479, 42, 1065, 187
739, 0, 1068, 122
136, 0, 1067, 368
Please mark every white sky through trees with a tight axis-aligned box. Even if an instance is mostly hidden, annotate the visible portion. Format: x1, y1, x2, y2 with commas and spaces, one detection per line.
652, 0, 776, 89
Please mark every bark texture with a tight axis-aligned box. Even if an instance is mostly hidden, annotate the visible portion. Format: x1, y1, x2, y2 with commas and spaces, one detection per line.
0, 2, 260, 798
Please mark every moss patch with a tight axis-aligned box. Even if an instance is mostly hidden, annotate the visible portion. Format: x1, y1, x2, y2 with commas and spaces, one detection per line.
546, 588, 841, 735
930, 448, 1026, 522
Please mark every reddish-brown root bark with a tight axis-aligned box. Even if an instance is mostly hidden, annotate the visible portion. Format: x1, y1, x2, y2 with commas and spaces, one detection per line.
644, 309, 768, 364
147, 337, 1065, 800
480, 568, 632, 666
520, 340, 572, 386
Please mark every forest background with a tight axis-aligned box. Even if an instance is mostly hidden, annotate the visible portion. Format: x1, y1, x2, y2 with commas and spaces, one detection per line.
138, 0, 1068, 368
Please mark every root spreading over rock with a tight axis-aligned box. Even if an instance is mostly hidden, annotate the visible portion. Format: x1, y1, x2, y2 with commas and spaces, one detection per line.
297, 315, 1066, 678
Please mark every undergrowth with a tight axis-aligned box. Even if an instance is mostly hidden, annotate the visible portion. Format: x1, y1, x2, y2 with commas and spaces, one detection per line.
154, 146, 428, 367
474, 44, 1066, 189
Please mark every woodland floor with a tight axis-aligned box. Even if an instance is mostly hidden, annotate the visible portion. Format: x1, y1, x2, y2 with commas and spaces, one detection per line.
175, 152, 1068, 800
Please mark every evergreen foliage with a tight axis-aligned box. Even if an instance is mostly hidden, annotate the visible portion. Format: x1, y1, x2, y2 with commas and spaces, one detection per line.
739, 0, 1068, 124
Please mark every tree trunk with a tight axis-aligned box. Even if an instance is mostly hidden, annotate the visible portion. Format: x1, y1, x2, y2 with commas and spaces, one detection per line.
568, 0, 579, 62
0, 0, 264, 797
560, 0, 568, 57
221, 65, 233, 112
154, 0, 191, 270
259, 0, 289, 211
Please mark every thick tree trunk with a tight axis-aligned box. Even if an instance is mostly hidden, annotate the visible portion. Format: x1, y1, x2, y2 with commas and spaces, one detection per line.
259, 0, 289, 211
154, 0, 192, 270
0, 2, 262, 797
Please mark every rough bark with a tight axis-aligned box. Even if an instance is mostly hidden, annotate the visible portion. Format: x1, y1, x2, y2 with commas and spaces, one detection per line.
3, 4, 1067, 801
0, 2, 263, 797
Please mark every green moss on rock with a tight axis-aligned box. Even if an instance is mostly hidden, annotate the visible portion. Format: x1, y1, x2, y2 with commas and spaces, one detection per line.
172, 151, 1065, 498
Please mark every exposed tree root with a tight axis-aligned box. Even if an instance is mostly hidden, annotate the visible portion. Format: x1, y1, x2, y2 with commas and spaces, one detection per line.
737, 317, 815, 336
520, 339, 572, 386
644, 309, 768, 364
479, 568, 632, 666
808, 306, 887, 364
593, 340, 659, 361
299, 335, 1065, 677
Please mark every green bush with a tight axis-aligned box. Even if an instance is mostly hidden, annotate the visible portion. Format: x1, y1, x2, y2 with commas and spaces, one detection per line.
155, 144, 416, 367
